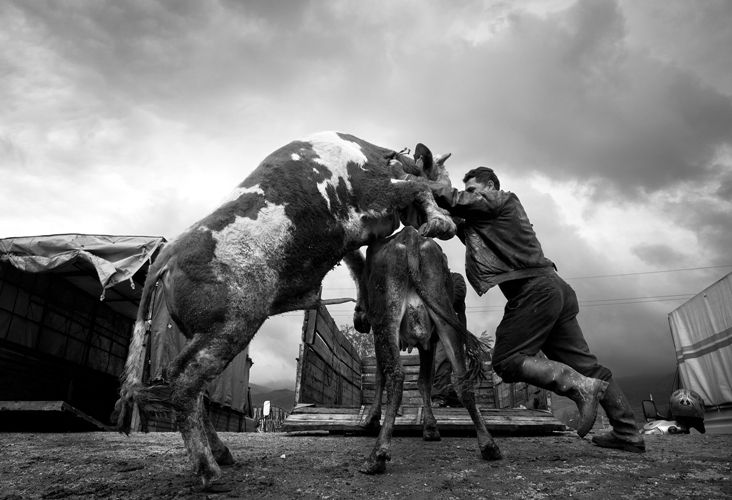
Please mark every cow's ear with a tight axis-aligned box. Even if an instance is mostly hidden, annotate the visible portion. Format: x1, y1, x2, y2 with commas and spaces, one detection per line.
414, 143, 433, 173
436, 153, 452, 166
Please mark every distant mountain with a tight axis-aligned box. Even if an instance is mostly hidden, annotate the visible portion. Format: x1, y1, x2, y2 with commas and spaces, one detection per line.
616, 370, 678, 419
249, 384, 296, 412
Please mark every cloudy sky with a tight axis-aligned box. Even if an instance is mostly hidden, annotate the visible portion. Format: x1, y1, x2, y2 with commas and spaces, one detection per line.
2, 0, 731, 390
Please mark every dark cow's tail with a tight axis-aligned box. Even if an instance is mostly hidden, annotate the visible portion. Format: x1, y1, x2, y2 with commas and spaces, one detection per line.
112, 265, 167, 434
404, 231, 491, 384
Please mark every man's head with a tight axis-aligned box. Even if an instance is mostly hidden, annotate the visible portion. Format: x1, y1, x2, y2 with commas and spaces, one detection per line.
463, 167, 500, 194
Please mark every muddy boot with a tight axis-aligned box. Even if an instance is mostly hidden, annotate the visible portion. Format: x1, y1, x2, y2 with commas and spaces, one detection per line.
517, 357, 608, 437
592, 378, 645, 453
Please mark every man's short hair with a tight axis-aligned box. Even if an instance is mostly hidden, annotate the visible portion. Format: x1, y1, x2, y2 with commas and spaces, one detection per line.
463, 167, 500, 190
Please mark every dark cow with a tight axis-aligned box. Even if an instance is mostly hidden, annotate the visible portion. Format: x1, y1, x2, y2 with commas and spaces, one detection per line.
350, 226, 501, 474
113, 132, 456, 487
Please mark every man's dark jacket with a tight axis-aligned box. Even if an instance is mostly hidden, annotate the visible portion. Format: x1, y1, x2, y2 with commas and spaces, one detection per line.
430, 185, 555, 295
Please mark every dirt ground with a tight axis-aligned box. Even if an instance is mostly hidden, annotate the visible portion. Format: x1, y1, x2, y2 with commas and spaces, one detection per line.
1, 430, 730, 499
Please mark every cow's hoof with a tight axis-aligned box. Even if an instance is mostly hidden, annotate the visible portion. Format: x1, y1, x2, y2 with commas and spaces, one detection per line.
419, 217, 457, 240
195, 456, 222, 490
359, 459, 387, 475
353, 308, 371, 334
480, 443, 503, 461
359, 413, 381, 432
201, 473, 221, 491
214, 448, 235, 466
423, 428, 441, 441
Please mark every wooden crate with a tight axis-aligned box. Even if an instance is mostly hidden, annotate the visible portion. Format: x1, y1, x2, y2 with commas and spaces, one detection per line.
285, 305, 564, 435
361, 355, 502, 408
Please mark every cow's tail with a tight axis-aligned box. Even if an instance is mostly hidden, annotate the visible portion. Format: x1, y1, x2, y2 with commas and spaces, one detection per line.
112, 265, 168, 434
405, 237, 491, 385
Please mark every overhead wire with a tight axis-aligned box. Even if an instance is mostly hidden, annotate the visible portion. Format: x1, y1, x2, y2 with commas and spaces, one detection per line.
322, 264, 732, 291
277, 265, 732, 318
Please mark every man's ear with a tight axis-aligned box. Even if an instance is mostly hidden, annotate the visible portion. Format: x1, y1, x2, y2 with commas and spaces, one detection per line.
414, 143, 433, 173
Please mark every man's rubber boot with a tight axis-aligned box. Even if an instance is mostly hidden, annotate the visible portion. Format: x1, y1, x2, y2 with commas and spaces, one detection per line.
592, 378, 646, 453
517, 357, 609, 437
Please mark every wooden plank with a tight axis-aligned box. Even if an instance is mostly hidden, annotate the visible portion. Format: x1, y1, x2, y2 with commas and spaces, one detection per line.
362, 354, 421, 367
0, 400, 113, 431
361, 379, 423, 391
303, 309, 317, 344
0, 400, 65, 411
291, 406, 363, 414
361, 365, 422, 377
294, 342, 306, 404
282, 406, 566, 434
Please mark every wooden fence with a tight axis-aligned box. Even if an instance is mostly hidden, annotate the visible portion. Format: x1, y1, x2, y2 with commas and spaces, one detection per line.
252, 405, 288, 432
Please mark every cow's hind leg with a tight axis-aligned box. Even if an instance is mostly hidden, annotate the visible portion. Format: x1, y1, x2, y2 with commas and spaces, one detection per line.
167, 319, 263, 487
360, 355, 383, 432
434, 321, 502, 461
360, 319, 404, 474
417, 344, 440, 441
201, 399, 235, 466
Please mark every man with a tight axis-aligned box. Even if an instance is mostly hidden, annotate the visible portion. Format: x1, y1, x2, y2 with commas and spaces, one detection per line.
425, 166, 644, 452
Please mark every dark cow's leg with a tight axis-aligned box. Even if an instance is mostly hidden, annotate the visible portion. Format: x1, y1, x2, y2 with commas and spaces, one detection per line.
361, 329, 404, 474
435, 323, 502, 461
360, 281, 405, 475
417, 344, 441, 441
360, 355, 383, 431
167, 318, 264, 488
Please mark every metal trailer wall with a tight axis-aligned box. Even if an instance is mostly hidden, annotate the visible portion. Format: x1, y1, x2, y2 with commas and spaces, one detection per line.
668, 272, 732, 433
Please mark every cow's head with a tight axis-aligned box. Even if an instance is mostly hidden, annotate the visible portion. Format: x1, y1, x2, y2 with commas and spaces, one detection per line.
394, 143, 452, 185
397, 143, 453, 230
413, 143, 452, 186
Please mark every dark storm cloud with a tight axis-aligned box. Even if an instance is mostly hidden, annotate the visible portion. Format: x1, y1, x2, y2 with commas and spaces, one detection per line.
631, 243, 687, 268
621, 0, 732, 95
391, 0, 732, 200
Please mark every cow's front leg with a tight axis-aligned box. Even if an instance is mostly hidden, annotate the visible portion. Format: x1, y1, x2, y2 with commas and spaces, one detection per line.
414, 190, 456, 240
343, 250, 371, 333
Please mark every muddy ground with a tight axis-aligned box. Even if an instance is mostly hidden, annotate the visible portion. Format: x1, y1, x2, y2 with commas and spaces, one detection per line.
1, 431, 730, 499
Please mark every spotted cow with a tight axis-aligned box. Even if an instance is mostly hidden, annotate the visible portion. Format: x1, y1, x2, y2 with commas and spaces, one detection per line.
113, 132, 456, 487
350, 225, 501, 475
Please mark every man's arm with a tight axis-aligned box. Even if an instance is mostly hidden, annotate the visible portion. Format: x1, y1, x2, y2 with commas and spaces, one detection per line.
453, 216, 467, 243
429, 183, 504, 219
